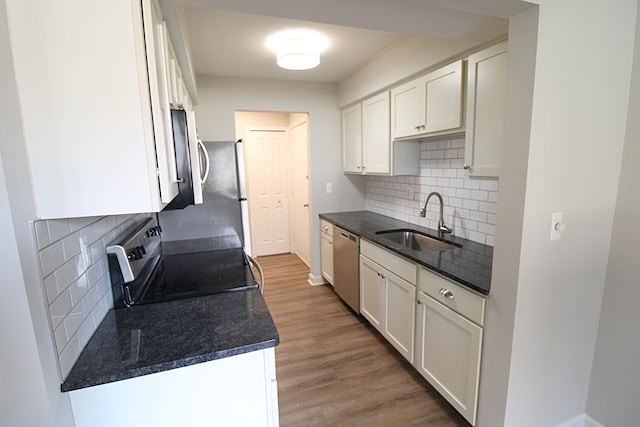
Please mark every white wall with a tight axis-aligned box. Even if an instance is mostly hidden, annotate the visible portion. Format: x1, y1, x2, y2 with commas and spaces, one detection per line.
497, 1, 636, 426
586, 3, 640, 425
0, 1, 74, 425
476, 7, 538, 427
194, 75, 365, 279
337, 34, 505, 107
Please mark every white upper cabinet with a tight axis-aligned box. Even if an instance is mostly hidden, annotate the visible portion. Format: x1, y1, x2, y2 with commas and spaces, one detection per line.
391, 60, 464, 140
341, 103, 363, 174
342, 92, 418, 176
5, 0, 188, 219
464, 41, 508, 178
361, 92, 391, 174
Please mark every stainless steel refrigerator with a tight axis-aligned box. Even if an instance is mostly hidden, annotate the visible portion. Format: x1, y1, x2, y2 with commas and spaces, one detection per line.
158, 140, 252, 255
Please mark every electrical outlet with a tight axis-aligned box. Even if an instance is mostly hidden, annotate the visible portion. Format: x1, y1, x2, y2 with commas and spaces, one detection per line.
326, 182, 333, 194
79, 237, 92, 270
406, 186, 414, 199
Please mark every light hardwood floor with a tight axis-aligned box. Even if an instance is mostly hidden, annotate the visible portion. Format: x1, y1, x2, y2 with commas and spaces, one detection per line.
258, 253, 471, 427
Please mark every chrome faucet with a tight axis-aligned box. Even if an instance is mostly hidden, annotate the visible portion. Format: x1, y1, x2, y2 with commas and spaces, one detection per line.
419, 191, 452, 234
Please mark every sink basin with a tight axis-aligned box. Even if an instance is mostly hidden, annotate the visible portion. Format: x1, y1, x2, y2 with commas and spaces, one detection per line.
375, 229, 461, 252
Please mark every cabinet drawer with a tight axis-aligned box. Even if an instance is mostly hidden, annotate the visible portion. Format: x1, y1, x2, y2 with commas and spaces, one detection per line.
361, 240, 416, 284
418, 267, 485, 326
321, 219, 333, 238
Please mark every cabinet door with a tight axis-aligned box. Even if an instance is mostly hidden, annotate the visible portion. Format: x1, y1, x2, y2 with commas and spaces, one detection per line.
321, 234, 334, 285
385, 272, 415, 363
390, 79, 424, 139
422, 60, 464, 134
362, 92, 391, 174
359, 255, 385, 332
465, 41, 508, 177
342, 104, 362, 173
415, 292, 482, 425
142, 7, 179, 204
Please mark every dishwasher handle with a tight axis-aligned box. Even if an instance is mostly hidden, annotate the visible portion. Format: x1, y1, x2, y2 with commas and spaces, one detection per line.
339, 232, 357, 242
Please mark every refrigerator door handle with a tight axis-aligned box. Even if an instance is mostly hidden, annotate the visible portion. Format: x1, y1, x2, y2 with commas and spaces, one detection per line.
197, 138, 210, 184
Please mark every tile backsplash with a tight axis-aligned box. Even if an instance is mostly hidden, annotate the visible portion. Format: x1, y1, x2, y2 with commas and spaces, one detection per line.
33, 213, 148, 379
365, 136, 498, 246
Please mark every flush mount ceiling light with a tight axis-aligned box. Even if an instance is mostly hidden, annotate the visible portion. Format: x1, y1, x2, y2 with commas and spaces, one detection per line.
266, 29, 330, 71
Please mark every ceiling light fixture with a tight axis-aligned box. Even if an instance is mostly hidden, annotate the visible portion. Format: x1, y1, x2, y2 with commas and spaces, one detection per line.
266, 29, 329, 71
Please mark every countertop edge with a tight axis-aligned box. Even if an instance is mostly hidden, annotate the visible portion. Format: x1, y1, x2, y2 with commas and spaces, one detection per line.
321, 211, 492, 295
60, 337, 279, 393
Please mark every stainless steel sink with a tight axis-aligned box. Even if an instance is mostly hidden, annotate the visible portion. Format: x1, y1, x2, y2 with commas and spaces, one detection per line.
375, 229, 461, 252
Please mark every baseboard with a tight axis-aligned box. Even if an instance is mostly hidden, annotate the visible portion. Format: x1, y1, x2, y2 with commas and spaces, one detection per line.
307, 273, 327, 286
555, 414, 605, 427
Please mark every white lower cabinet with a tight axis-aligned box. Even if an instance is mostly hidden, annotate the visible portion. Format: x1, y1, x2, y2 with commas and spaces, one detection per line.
415, 267, 486, 426
320, 220, 334, 285
358, 239, 486, 426
360, 240, 416, 363
68, 348, 279, 427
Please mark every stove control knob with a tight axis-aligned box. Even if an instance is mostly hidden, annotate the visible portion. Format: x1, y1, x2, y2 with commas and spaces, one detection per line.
127, 246, 145, 261
146, 226, 162, 237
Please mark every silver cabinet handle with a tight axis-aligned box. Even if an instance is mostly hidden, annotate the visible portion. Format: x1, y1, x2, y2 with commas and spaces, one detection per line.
439, 288, 454, 299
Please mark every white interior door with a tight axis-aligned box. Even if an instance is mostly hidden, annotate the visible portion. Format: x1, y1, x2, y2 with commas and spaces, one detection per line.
245, 129, 290, 257
288, 119, 311, 267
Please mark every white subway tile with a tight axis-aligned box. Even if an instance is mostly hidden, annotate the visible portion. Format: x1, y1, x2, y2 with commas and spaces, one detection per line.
34, 220, 50, 250
50, 290, 72, 330
480, 180, 499, 191
438, 140, 451, 150
77, 315, 96, 350
479, 201, 498, 214
469, 231, 486, 244
64, 303, 85, 340
464, 180, 480, 190
452, 138, 465, 149
47, 219, 71, 243
444, 169, 458, 178
456, 189, 471, 199
69, 274, 90, 306
479, 223, 496, 235
44, 274, 59, 304
445, 149, 458, 159
463, 199, 479, 211
489, 191, 499, 203
487, 213, 497, 225
39, 240, 65, 277
54, 324, 68, 355
59, 335, 80, 379
486, 235, 495, 247
470, 211, 488, 223
62, 232, 81, 262
471, 190, 489, 201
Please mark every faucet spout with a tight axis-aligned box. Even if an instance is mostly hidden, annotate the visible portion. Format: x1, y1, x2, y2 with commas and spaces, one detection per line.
419, 191, 452, 235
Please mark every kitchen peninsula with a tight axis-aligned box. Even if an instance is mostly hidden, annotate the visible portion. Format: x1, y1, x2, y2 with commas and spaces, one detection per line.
61, 290, 279, 427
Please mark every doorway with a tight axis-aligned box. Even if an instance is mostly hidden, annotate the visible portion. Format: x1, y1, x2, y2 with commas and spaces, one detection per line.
235, 111, 311, 266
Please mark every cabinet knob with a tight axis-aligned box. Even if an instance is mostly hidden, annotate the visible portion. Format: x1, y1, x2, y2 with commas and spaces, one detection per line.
439, 288, 454, 299
463, 164, 470, 170
417, 299, 423, 305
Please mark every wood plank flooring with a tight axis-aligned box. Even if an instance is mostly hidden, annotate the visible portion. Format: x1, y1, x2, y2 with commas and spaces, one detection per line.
257, 253, 471, 427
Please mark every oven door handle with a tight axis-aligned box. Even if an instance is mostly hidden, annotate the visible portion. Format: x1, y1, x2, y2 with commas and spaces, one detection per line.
247, 254, 264, 294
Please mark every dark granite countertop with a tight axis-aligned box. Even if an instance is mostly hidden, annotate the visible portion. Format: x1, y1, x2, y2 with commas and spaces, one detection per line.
320, 211, 492, 295
61, 289, 279, 392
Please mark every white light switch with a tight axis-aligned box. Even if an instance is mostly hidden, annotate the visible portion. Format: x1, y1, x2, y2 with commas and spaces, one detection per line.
326, 182, 333, 194
550, 212, 565, 241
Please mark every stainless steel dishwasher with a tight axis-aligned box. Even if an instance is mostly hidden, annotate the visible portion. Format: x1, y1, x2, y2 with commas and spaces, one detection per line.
333, 226, 360, 313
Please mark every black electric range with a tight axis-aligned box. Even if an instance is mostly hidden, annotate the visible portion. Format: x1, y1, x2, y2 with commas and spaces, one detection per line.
107, 217, 258, 308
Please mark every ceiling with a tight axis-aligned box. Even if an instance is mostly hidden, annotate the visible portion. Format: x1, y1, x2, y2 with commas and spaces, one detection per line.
183, 9, 405, 83
161, 0, 534, 84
